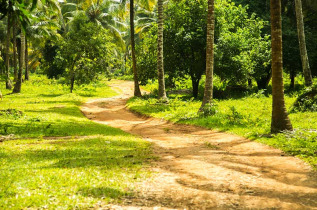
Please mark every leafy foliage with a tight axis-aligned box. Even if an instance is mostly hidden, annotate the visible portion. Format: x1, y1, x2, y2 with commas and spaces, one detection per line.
55, 13, 121, 90
291, 87, 317, 112
136, 0, 271, 97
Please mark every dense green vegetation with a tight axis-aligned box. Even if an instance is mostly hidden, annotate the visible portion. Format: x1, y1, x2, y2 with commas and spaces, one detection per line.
0, 76, 152, 209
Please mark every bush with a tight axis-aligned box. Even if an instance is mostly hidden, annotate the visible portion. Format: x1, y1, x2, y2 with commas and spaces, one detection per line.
290, 88, 317, 112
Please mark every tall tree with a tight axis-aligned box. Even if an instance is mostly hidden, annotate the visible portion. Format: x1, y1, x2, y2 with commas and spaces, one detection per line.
12, 17, 18, 82
25, 36, 29, 80
13, 30, 25, 93
130, 0, 142, 97
157, 0, 167, 100
295, 0, 313, 86
270, 0, 293, 133
200, 0, 215, 111
5, 12, 12, 89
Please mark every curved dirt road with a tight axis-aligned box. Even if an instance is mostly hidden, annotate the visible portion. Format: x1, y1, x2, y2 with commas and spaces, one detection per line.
81, 80, 317, 209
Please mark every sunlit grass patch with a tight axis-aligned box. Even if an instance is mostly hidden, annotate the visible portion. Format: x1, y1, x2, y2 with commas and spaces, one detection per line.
0, 136, 152, 209
0, 75, 153, 208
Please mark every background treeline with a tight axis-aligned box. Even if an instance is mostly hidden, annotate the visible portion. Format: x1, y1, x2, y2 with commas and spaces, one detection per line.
135, 0, 317, 97
1, 0, 316, 96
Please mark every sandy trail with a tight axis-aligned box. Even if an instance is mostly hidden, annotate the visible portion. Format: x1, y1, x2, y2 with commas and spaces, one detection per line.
81, 80, 317, 209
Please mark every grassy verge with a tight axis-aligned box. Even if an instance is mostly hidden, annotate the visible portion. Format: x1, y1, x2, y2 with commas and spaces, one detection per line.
127, 92, 317, 169
0, 76, 152, 209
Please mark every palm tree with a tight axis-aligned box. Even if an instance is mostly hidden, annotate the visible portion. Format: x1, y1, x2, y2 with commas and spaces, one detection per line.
86, 0, 127, 49
157, 0, 167, 100
12, 17, 18, 83
295, 0, 313, 86
121, 0, 155, 97
270, 0, 293, 133
12, 29, 25, 93
5, 12, 12, 89
200, 0, 215, 111
129, 0, 142, 96
1, 0, 31, 90
25, 2, 62, 80
25, 34, 29, 80
135, 6, 156, 35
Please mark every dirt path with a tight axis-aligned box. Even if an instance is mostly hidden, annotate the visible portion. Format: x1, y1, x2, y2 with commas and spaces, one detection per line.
81, 80, 317, 209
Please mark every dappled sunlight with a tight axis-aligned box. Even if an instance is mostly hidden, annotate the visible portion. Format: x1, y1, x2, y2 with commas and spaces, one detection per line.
82, 81, 317, 209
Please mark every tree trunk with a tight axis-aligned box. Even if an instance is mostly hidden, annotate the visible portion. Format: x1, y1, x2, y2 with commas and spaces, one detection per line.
270, 0, 293, 133
256, 70, 272, 90
130, 0, 142, 97
13, 30, 25, 93
70, 72, 75, 93
5, 12, 12, 90
12, 18, 18, 82
157, 0, 167, 100
295, 0, 313, 86
25, 36, 29, 81
290, 70, 295, 89
200, 0, 215, 111
191, 76, 200, 98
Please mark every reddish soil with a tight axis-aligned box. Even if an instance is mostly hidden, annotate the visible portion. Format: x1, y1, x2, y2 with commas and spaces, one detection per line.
81, 80, 317, 210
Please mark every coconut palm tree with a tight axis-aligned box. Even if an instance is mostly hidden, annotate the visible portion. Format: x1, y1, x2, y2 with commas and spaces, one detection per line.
129, 0, 142, 96
12, 17, 18, 83
270, 0, 293, 133
86, 0, 127, 49
11, 0, 58, 93
157, 0, 167, 100
120, 0, 155, 97
135, 6, 156, 35
295, 0, 313, 86
200, 0, 215, 111
24, 2, 62, 80
12, 28, 25, 93
5, 12, 12, 89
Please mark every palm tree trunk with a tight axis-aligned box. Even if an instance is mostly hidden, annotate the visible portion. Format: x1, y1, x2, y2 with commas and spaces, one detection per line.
13, 30, 25, 93
270, 0, 293, 133
5, 12, 12, 90
12, 17, 18, 83
130, 0, 142, 97
200, 0, 215, 111
157, 0, 167, 100
25, 36, 29, 81
295, 0, 313, 86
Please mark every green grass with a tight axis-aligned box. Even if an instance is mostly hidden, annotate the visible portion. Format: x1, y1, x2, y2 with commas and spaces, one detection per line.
0, 75, 152, 209
127, 92, 317, 169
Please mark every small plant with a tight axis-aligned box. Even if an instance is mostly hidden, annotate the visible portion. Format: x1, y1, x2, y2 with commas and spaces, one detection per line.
227, 106, 243, 124
0, 109, 23, 120
205, 142, 220, 150
199, 103, 218, 117
163, 127, 171, 133
250, 89, 267, 98
290, 88, 317, 113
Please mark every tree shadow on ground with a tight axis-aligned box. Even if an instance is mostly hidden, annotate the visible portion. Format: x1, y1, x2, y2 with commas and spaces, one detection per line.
112, 119, 317, 209
3, 137, 150, 171
26, 106, 83, 118
139, 140, 317, 209
77, 187, 127, 199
